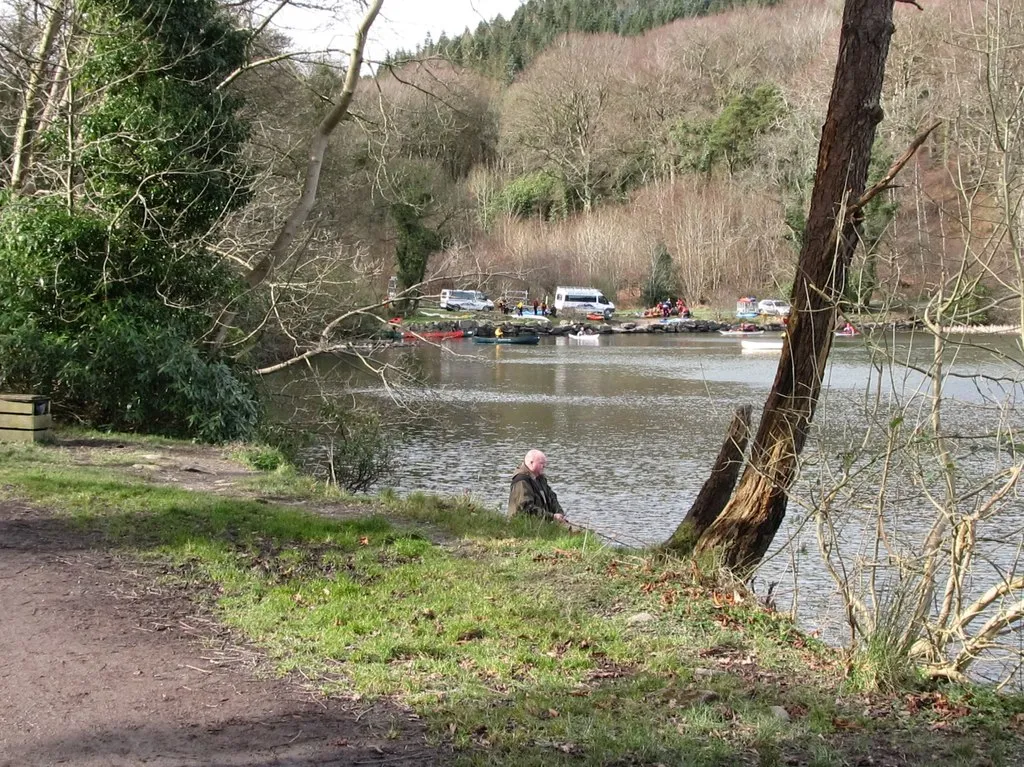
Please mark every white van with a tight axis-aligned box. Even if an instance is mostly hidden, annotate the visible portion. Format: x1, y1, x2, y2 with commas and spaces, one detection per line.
439, 289, 494, 312
553, 286, 615, 319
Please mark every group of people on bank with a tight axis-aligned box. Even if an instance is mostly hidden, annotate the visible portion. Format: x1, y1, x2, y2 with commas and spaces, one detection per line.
496, 298, 556, 317
643, 298, 691, 319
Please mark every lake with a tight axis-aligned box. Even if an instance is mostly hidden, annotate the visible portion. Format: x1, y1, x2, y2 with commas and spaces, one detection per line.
275, 328, 1024, 682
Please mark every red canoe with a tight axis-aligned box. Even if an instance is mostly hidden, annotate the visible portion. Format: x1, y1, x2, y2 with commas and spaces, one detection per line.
402, 329, 465, 342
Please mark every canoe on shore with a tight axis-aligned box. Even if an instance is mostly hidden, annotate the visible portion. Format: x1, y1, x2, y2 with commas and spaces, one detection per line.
473, 335, 541, 345
402, 329, 465, 342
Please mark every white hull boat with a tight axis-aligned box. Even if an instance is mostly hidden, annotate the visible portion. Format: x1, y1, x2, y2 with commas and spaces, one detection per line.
569, 332, 601, 344
741, 338, 784, 353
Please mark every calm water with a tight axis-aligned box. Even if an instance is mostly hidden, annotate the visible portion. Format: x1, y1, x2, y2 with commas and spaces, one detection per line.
359, 332, 1024, 539
275, 329, 1024, 679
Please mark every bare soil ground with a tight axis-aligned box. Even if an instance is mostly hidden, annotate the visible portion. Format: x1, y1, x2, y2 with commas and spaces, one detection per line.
0, 440, 444, 766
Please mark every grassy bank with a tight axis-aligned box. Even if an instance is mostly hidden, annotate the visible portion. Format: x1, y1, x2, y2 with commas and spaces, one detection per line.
2, 438, 1022, 765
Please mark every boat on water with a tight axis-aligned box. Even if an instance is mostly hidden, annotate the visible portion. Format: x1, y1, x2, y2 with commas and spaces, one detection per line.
741, 338, 784, 352
402, 329, 465, 342
719, 329, 765, 337
568, 332, 601, 344
473, 335, 541, 346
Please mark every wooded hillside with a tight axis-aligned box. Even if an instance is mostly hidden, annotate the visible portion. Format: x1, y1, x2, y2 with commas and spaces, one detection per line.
388, 0, 780, 80
362, 0, 1017, 319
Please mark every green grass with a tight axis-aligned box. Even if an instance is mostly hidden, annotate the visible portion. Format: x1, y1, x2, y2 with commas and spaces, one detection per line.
233, 443, 290, 472
1, 439, 1021, 766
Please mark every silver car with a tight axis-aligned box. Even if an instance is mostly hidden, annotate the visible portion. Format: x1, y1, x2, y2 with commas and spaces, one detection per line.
757, 299, 791, 316
440, 289, 495, 312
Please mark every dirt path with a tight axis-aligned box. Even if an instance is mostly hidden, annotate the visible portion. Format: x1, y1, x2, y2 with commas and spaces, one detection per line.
0, 462, 443, 765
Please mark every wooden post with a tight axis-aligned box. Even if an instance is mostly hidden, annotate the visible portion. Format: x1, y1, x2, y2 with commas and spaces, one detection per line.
0, 394, 52, 442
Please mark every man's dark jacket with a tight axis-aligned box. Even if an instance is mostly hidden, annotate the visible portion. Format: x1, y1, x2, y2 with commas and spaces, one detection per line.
507, 463, 564, 520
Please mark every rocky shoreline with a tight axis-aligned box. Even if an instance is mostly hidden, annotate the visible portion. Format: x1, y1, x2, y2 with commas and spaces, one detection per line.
391, 315, 932, 340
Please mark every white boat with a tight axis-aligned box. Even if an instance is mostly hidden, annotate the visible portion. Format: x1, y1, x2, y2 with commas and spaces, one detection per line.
569, 332, 601, 344
719, 329, 765, 337
741, 338, 784, 352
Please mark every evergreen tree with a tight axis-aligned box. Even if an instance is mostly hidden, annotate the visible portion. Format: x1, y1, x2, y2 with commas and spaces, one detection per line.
641, 243, 679, 307
421, 0, 777, 76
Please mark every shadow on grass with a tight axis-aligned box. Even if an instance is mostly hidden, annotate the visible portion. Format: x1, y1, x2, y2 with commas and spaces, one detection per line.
9, 712, 438, 767
2, 467, 581, 548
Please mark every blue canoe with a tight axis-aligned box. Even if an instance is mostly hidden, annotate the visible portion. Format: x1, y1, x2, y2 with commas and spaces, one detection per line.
473, 335, 541, 345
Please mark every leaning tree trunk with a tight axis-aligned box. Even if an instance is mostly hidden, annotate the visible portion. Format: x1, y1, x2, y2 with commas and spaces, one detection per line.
10, 0, 65, 192
695, 0, 905, 573
664, 405, 751, 554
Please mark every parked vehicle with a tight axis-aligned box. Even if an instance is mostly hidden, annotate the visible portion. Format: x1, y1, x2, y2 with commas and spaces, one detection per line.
736, 296, 759, 319
440, 289, 494, 312
553, 286, 615, 319
757, 299, 791, 316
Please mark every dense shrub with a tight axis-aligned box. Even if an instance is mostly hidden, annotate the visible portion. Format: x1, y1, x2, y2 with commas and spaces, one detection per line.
0, 0, 256, 443
0, 311, 260, 443
296, 407, 395, 493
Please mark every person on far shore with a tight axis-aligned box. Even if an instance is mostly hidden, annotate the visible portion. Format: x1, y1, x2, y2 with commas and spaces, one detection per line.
507, 449, 566, 523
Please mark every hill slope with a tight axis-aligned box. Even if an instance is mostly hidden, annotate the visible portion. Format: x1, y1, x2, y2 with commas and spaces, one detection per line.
388, 0, 781, 79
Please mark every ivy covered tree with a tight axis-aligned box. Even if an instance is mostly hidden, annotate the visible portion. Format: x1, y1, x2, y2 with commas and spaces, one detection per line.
392, 201, 443, 313
673, 84, 786, 175
386, 161, 448, 314
0, 0, 259, 441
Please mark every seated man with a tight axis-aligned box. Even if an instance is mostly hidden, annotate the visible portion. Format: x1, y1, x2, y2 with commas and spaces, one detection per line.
507, 449, 566, 523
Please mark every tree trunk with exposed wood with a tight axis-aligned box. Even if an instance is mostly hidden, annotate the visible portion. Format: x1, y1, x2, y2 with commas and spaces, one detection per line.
664, 405, 751, 554
694, 0, 905, 573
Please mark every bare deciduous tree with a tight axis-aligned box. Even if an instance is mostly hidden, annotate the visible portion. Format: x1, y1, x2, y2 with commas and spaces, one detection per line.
210, 0, 383, 350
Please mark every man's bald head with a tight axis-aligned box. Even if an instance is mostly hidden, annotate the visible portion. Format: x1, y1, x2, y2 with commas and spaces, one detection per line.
524, 449, 547, 476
